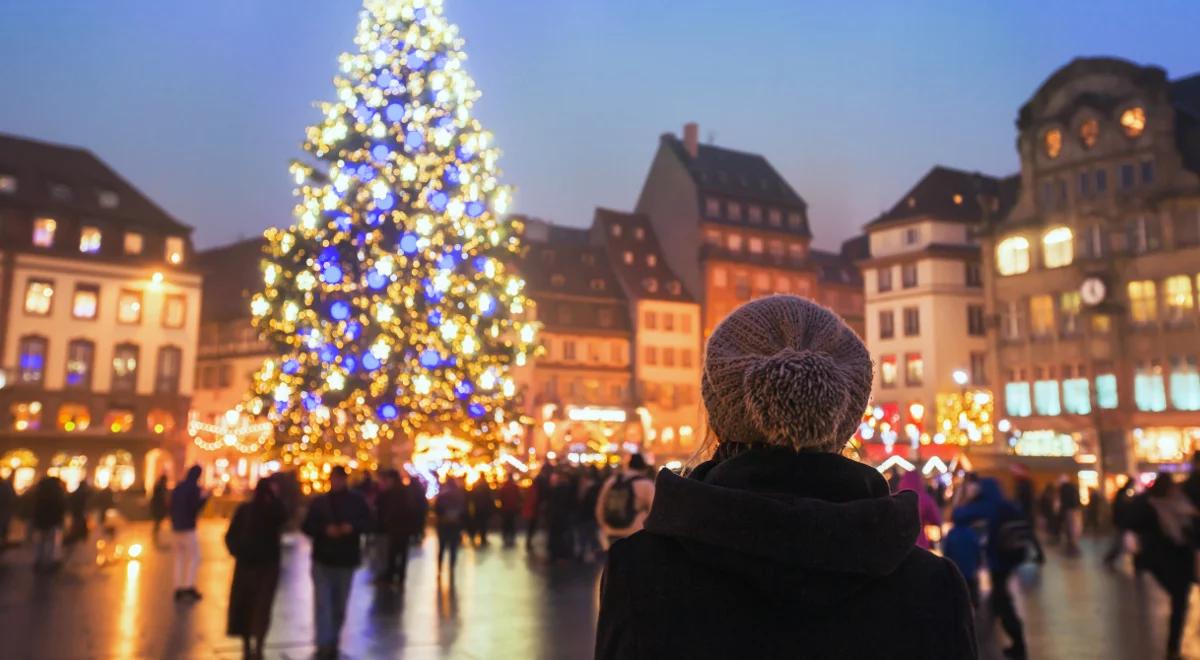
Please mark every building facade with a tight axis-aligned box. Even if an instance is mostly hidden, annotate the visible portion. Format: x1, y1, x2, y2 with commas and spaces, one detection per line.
860, 167, 1016, 456
635, 123, 864, 339
982, 58, 1200, 481
0, 134, 200, 494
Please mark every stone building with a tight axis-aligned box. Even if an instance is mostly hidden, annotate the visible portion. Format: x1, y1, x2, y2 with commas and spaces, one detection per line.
981, 57, 1200, 481
0, 134, 200, 494
634, 123, 864, 339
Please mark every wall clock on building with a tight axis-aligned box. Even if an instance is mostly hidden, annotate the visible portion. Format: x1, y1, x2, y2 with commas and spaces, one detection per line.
1080, 277, 1107, 306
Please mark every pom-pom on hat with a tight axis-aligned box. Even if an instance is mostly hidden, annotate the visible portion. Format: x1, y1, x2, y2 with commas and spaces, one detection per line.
701, 295, 873, 453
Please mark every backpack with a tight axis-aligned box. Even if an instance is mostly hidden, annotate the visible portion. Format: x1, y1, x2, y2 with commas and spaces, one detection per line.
602, 476, 642, 529
992, 512, 1034, 565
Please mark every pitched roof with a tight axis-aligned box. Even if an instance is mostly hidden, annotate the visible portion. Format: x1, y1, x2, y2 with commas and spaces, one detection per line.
520, 221, 632, 334
868, 166, 1017, 229
195, 237, 265, 323
592, 208, 695, 303
661, 134, 809, 212
0, 133, 190, 233
808, 248, 863, 286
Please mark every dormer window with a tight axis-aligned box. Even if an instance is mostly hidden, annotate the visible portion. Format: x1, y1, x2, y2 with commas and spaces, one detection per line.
643, 278, 659, 293
611, 223, 622, 237
667, 281, 682, 295
124, 232, 144, 255
1043, 128, 1062, 159
97, 190, 120, 209
49, 183, 72, 202
1120, 106, 1146, 138
590, 278, 606, 291
646, 254, 657, 267
0, 174, 16, 194
33, 217, 57, 247
768, 209, 783, 227
1079, 118, 1099, 149
747, 206, 763, 224
788, 212, 805, 230
165, 236, 185, 265
79, 226, 102, 254
727, 202, 743, 222
623, 251, 634, 265
633, 226, 645, 240
705, 198, 721, 219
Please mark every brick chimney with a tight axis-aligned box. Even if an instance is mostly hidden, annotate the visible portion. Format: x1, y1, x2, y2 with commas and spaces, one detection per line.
683, 122, 699, 159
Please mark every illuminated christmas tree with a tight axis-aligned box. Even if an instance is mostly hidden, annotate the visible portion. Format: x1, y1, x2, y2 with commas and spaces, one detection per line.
248, 0, 537, 469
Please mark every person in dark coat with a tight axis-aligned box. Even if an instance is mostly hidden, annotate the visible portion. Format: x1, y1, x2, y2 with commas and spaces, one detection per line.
1180, 450, 1200, 509
524, 467, 551, 551
469, 479, 495, 546
65, 481, 91, 546
1104, 475, 1137, 568
1057, 475, 1082, 556
225, 478, 286, 660
301, 467, 371, 659
0, 476, 14, 547
596, 295, 975, 660
954, 477, 1031, 658
498, 474, 521, 547
375, 470, 417, 587
434, 477, 467, 576
1127, 474, 1197, 660
30, 475, 67, 570
170, 465, 209, 600
149, 475, 169, 540
405, 475, 428, 546
545, 471, 576, 561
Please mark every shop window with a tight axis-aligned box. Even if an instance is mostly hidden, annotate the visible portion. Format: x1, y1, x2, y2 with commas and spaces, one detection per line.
1034, 380, 1061, 416
905, 353, 924, 386
1170, 357, 1200, 411
11, 402, 43, 431
94, 451, 136, 491
18, 336, 48, 385
1163, 275, 1194, 325
48, 453, 88, 492
1041, 227, 1073, 268
147, 409, 176, 434
996, 237, 1030, 276
65, 339, 95, 389
1134, 428, 1198, 464
104, 409, 135, 433
24, 279, 54, 316
1063, 378, 1091, 415
79, 226, 102, 254
1005, 382, 1032, 417
880, 355, 897, 388
1128, 280, 1158, 325
117, 289, 143, 324
0, 449, 38, 493
32, 217, 57, 247
1029, 295, 1055, 339
1095, 374, 1119, 409
57, 403, 91, 432
1135, 363, 1167, 412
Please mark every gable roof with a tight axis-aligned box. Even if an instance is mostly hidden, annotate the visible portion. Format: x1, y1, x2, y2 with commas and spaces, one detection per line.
195, 237, 265, 323
868, 166, 1018, 229
661, 134, 809, 213
0, 133, 190, 233
808, 248, 863, 286
592, 207, 695, 303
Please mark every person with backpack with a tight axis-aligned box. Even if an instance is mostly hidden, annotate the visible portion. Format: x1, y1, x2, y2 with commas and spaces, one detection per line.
953, 477, 1031, 659
1127, 473, 1197, 660
434, 477, 467, 576
301, 466, 371, 659
595, 454, 655, 549
225, 478, 286, 660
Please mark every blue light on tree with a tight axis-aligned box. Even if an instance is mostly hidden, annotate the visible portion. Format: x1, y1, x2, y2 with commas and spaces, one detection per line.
322, 264, 343, 284
366, 270, 388, 289
466, 200, 485, 218
385, 103, 405, 122
419, 349, 441, 368
362, 352, 381, 371
430, 190, 449, 211
399, 233, 419, 254
377, 192, 396, 210
467, 403, 486, 419
405, 130, 424, 150
282, 359, 300, 375
378, 403, 399, 421
330, 300, 351, 321
371, 143, 391, 162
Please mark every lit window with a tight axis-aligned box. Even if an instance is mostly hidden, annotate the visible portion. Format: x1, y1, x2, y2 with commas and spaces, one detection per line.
711, 266, 727, 287
117, 290, 143, 324
768, 209, 782, 226
1034, 380, 1061, 416
726, 234, 742, 252
704, 228, 721, 245
97, 190, 120, 209
748, 237, 763, 254
111, 344, 139, 392
1164, 275, 1195, 324
165, 236, 185, 265
747, 206, 762, 224
1171, 357, 1200, 411
57, 404, 91, 433
996, 236, 1031, 275
1120, 107, 1146, 138
72, 285, 99, 320
788, 243, 806, 261
1005, 382, 1032, 417
11, 401, 43, 431
633, 226, 645, 240
880, 355, 898, 388
32, 218, 57, 247
644, 346, 657, 366
727, 202, 742, 222
103, 409, 135, 434
1079, 118, 1099, 149
1128, 280, 1158, 325
1063, 378, 1091, 415
1030, 295, 1055, 338
65, 340, 94, 389
124, 232, 144, 255
787, 213, 804, 230
18, 336, 48, 385
1041, 227, 1073, 268
1043, 129, 1062, 158
24, 280, 54, 316
1096, 374, 1119, 409
147, 410, 175, 435
1135, 363, 1167, 412
79, 226, 102, 254
905, 353, 924, 386
0, 174, 16, 194
705, 198, 721, 218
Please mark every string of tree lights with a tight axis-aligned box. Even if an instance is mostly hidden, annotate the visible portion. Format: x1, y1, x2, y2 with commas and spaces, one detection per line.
248, 0, 539, 470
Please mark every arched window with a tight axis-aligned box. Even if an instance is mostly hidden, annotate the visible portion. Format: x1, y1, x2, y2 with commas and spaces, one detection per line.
996, 236, 1031, 276
1042, 227, 1074, 268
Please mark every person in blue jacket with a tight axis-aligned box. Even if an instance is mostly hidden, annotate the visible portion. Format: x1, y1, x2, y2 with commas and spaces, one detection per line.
943, 509, 983, 608
170, 465, 209, 601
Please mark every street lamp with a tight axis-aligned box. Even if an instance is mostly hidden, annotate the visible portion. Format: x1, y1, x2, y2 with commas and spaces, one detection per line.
952, 369, 969, 387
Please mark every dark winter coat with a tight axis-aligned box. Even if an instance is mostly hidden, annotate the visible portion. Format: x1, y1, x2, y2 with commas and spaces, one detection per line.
225, 496, 287, 565
31, 477, 67, 530
170, 469, 208, 532
377, 485, 419, 540
1126, 492, 1195, 593
595, 448, 976, 660
301, 488, 372, 568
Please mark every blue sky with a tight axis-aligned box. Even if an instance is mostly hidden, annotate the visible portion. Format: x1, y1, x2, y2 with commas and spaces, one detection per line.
1, 1, 1198, 249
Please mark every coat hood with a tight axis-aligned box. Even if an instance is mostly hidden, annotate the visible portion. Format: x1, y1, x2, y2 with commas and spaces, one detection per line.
642, 447, 919, 610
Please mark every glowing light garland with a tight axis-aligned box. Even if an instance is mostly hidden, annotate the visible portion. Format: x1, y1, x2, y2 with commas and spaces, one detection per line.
190, 409, 273, 454
249, 0, 538, 466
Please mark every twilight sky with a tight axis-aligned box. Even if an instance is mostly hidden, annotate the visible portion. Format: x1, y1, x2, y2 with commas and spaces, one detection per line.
1, 1, 1198, 250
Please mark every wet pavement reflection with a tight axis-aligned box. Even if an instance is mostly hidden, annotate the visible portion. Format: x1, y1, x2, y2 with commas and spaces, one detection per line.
0, 522, 1197, 659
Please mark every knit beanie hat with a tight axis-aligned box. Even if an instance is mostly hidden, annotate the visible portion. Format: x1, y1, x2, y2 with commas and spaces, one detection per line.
701, 295, 873, 453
